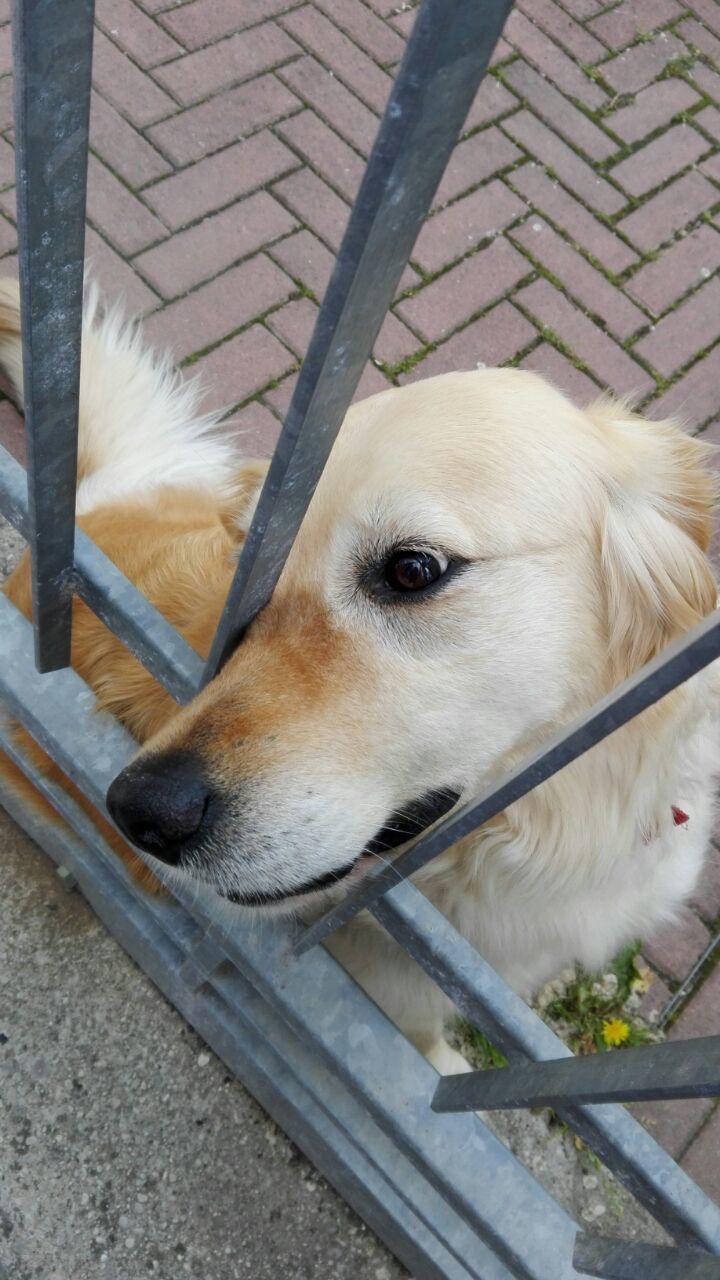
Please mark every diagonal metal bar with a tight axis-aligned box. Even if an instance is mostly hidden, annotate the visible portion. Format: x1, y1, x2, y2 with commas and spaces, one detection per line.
12, 0, 95, 672
369, 881, 720, 1252
574, 1236, 720, 1279
70, 557, 202, 704
202, 0, 514, 680
295, 607, 720, 954
0, 444, 203, 703
660, 933, 720, 1028
431, 1037, 720, 1112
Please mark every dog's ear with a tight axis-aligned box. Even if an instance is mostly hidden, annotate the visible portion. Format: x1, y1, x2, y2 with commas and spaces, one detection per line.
219, 458, 269, 542
590, 400, 717, 680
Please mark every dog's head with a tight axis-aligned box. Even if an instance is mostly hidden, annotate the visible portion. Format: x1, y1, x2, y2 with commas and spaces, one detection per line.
106, 370, 717, 910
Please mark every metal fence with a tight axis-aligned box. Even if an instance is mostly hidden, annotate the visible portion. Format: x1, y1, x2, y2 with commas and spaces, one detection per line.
1, 1, 720, 1277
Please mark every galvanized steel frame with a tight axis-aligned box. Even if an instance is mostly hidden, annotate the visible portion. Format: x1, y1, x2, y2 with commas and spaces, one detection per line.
11, 0, 94, 673
2, 0, 720, 1277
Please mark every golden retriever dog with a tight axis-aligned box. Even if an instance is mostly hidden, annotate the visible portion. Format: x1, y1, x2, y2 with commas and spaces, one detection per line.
1, 278, 718, 1073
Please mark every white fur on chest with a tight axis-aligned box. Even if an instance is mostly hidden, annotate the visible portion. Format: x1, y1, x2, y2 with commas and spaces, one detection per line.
435, 703, 719, 996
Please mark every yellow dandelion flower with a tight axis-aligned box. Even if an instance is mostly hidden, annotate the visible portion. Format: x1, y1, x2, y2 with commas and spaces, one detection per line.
602, 1017, 630, 1047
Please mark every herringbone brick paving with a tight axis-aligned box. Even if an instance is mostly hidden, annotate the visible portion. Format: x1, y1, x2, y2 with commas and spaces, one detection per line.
0, 0, 719, 1201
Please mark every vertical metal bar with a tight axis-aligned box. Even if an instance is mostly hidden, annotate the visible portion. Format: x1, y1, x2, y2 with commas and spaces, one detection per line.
203, 0, 514, 679
12, 0, 95, 671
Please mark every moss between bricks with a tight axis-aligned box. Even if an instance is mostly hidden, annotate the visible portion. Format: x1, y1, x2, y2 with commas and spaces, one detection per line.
180, 290, 308, 369
509, 239, 655, 343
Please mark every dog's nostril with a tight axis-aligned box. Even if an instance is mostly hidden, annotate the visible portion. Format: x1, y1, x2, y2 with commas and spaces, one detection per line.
106, 753, 215, 866
123, 797, 207, 857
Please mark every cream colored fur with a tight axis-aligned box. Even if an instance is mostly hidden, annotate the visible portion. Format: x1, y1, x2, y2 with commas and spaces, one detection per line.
2, 280, 718, 1073
0, 279, 238, 514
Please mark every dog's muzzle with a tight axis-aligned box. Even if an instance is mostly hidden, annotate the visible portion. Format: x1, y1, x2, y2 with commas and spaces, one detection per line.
221, 785, 462, 907
107, 753, 460, 908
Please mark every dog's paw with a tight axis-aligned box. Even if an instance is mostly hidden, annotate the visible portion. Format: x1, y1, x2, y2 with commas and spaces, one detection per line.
425, 1038, 471, 1076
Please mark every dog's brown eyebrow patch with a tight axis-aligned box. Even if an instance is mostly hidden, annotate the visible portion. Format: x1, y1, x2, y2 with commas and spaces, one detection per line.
154, 589, 377, 775
245, 590, 353, 702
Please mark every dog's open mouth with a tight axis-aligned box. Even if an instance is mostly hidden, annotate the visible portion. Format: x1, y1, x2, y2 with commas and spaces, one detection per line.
221, 786, 461, 908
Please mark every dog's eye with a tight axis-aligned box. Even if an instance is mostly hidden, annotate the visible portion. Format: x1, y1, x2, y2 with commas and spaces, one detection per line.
384, 550, 448, 593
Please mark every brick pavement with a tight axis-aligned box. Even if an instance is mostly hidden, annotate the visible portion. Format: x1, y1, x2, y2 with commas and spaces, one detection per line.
0, 0, 718, 1201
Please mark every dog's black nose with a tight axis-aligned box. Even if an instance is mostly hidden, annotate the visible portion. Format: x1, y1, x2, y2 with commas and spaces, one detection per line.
106, 753, 214, 864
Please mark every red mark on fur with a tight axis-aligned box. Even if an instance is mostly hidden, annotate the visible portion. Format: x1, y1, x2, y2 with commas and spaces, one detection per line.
671, 806, 689, 827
